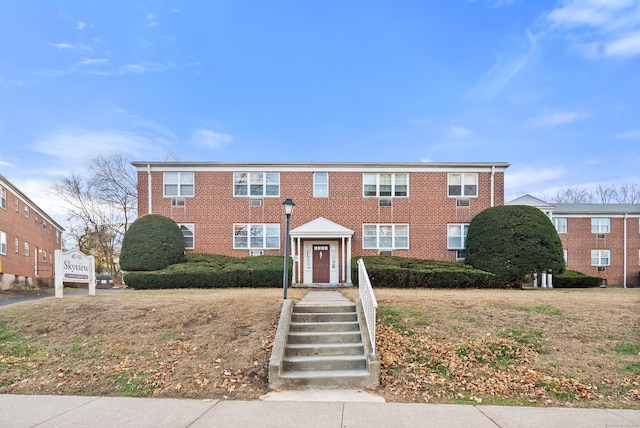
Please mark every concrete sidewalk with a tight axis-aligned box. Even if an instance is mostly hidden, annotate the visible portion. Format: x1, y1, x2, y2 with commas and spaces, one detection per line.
1, 393, 638, 428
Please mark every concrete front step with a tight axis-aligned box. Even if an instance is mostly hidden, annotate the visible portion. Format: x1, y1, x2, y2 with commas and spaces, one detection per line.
285, 343, 365, 357
291, 312, 358, 323
287, 330, 362, 345
278, 369, 373, 388
292, 304, 356, 314
289, 321, 360, 333
283, 355, 367, 372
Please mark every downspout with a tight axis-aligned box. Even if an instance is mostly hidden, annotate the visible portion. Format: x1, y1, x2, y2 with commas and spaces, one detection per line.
147, 164, 153, 215
490, 165, 495, 207
623, 213, 628, 288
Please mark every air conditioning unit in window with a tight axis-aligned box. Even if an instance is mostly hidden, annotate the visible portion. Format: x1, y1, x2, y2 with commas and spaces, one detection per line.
456, 198, 470, 207
379, 250, 393, 256
456, 250, 467, 260
379, 198, 392, 207
597, 266, 606, 272
171, 198, 185, 208
249, 249, 264, 256
249, 199, 263, 207
596, 233, 606, 240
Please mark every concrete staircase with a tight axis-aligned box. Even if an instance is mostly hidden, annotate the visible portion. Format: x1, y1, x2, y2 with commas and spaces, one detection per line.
269, 291, 379, 389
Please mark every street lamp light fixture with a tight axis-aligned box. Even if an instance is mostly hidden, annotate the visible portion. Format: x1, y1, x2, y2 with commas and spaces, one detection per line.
282, 198, 295, 299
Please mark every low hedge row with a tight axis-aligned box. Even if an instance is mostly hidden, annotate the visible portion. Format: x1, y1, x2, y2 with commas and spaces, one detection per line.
352, 256, 502, 288
123, 254, 290, 289
552, 270, 603, 288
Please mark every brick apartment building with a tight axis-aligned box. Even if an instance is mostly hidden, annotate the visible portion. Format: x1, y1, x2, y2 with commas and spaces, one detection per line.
508, 195, 640, 288
133, 162, 508, 285
0, 174, 64, 289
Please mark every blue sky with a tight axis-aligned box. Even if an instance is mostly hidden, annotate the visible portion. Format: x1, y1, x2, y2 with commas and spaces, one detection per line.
1, 0, 640, 225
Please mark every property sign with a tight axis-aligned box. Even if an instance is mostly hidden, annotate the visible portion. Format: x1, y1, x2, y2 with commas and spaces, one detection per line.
54, 249, 96, 298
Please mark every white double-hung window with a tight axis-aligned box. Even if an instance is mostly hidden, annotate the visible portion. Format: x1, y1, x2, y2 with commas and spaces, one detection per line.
362, 224, 409, 249
591, 218, 610, 234
234, 173, 280, 197
234, 224, 280, 249
314, 172, 328, 197
1, 187, 6, 210
178, 224, 195, 250
0, 231, 6, 255
448, 173, 478, 197
591, 249, 610, 266
553, 217, 567, 233
363, 174, 408, 197
447, 224, 469, 260
163, 172, 194, 197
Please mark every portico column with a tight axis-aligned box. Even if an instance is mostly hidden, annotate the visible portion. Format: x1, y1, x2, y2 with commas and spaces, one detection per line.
346, 236, 352, 284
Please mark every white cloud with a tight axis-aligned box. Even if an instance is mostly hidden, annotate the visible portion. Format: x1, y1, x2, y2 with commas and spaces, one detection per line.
190, 129, 233, 149
76, 21, 93, 30
545, 0, 640, 59
146, 21, 159, 28
605, 30, 640, 56
530, 110, 582, 127
505, 165, 566, 196
29, 130, 158, 165
470, 30, 540, 98
49, 42, 73, 49
449, 126, 473, 138
75, 58, 108, 66
0, 160, 13, 167
609, 128, 640, 139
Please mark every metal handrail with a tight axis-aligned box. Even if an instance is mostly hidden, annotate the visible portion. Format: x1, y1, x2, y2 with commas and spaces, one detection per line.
358, 258, 378, 355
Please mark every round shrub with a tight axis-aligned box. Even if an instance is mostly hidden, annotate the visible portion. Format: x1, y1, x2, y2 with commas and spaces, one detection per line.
465, 205, 565, 287
120, 214, 186, 271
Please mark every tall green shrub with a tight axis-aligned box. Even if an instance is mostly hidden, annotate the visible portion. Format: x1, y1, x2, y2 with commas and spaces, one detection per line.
465, 205, 565, 287
120, 214, 186, 271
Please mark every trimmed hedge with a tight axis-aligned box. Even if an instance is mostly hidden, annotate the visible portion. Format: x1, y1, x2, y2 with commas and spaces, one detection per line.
120, 214, 186, 271
553, 270, 603, 288
351, 256, 501, 288
123, 253, 290, 289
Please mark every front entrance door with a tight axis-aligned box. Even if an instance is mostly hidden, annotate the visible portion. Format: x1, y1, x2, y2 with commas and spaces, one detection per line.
312, 245, 330, 283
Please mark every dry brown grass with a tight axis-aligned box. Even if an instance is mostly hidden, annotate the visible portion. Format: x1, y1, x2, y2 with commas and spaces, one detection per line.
0, 287, 638, 408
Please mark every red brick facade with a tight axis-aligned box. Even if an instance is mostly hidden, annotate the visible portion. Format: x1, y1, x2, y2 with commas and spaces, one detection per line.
0, 175, 64, 289
509, 195, 640, 288
134, 162, 507, 284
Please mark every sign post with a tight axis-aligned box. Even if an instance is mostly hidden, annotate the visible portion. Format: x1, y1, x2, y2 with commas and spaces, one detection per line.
54, 249, 96, 298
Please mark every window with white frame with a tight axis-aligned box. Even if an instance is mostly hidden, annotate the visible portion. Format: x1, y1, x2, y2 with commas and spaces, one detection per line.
314, 172, 328, 197
24, 205, 29, 218
179, 223, 195, 249
0, 231, 6, 255
591, 249, 610, 266
591, 218, 610, 233
233, 173, 280, 197
163, 172, 194, 197
42, 250, 47, 262
362, 224, 409, 249
55, 230, 60, 244
15, 237, 19, 253
1, 187, 6, 210
448, 173, 478, 197
24, 242, 29, 257
233, 224, 280, 249
363, 173, 408, 197
15, 197, 18, 212
563, 249, 568, 266
447, 224, 469, 249
553, 217, 567, 233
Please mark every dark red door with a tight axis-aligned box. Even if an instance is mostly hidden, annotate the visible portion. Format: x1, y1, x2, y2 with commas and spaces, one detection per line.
312, 245, 330, 283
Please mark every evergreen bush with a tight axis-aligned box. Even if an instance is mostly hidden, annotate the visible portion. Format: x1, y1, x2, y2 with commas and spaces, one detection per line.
119, 214, 186, 272
465, 205, 565, 287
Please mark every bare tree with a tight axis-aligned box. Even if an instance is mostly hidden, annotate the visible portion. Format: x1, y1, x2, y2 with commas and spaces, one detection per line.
553, 183, 640, 204
613, 183, 640, 203
51, 154, 137, 274
552, 187, 593, 203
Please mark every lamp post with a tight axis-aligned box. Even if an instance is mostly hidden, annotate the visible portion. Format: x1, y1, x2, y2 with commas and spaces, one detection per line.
282, 198, 295, 299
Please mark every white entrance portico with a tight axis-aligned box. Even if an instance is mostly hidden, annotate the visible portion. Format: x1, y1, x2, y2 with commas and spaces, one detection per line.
289, 217, 354, 285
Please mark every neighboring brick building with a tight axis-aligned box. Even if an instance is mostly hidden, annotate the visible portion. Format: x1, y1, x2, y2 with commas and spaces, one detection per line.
0, 174, 64, 289
508, 195, 640, 288
133, 162, 508, 285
